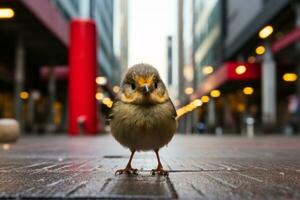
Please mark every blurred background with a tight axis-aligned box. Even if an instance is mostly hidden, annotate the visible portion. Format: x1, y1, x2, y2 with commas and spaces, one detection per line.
0, 0, 299, 136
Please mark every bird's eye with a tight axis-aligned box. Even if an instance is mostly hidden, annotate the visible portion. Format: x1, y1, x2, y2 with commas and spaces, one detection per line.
131, 83, 136, 90
154, 82, 158, 89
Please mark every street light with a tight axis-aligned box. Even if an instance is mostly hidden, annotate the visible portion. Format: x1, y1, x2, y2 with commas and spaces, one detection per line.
0, 8, 14, 19
192, 99, 202, 107
95, 92, 104, 100
237, 103, 245, 112
283, 73, 297, 82
185, 104, 194, 112
19, 91, 29, 100
255, 46, 265, 55
113, 86, 120, 93
185, 87, 194, 95
200, 95, 209, 103
202, 66, 214, 75
259, 25, 273, 39
96, 76, 107, 85
210, 90, 221, 98
243, 87, 254, 95
235, 65, 247, 75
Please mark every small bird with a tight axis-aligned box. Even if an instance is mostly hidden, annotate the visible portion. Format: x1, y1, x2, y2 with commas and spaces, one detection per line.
109, 63, 177, 176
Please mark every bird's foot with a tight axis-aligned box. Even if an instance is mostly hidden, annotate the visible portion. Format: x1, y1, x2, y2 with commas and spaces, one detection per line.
151, 167, 169, 176
115, 167, 138, 175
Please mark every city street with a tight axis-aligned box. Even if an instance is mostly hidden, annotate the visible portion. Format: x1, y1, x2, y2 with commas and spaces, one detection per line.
0, 134, 299, 199
2, 0, 300, 199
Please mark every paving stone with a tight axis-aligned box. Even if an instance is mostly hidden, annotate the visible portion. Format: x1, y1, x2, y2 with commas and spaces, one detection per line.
0, 134, 299, 199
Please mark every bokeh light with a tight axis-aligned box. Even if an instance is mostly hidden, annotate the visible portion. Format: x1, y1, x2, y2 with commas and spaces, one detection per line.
96, 76, 107, 85
19, 91, 29, 100
0, 8, 14, 19
259, 25, 273, 39
210, 90, 221, 98
95, 92, 104, 100
185, 87, 194, 95
283, 73, 297, 82
202, 66, 214, 75
113, 86, 120, 93
255, 46, 265, 55
247, 56, 256, 64
192, 99, 202, 107
243, 87, 254, 95
235, 65, 247, 75
201, 95, 210, 103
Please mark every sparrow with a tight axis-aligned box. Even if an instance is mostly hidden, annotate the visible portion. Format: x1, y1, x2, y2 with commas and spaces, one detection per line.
109, 63, 177, 176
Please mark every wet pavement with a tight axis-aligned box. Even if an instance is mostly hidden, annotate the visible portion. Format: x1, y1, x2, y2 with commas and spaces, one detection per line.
0, 134, 300, 199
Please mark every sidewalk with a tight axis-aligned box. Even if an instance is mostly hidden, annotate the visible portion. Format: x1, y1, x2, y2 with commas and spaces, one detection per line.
0, 134, 299, 199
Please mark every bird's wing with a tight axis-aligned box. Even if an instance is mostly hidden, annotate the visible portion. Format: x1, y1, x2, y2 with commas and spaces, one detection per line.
169, 98, 177, 120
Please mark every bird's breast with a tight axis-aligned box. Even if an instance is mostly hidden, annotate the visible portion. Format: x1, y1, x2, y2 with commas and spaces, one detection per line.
110, 101, 177, 151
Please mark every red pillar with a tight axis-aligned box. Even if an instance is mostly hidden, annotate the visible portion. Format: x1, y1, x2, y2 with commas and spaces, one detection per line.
68, 19, 98, 135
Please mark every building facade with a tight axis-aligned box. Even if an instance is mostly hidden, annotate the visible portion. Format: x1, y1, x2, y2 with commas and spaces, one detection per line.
0, 0, 69, 133
114, 0, 129, 78
0, 0, 119, 134
223, 0, 296, 134
182, 0, 299, 134
193, 0, 224, 86
52, 0, 119, 85
180, 0, 225, 133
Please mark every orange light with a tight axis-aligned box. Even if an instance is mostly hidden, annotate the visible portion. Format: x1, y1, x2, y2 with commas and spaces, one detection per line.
200, 95, 209, 103
20, 91, 29, 100
237, 103, 245, 112
243, 87, 254, 95
95, 92, 104, 100
185, 104, 194, 112
283, 73, 297, 82
176, 108, 186, 118
255, 46, 265, 55
210, 90, 221, 98
102, 97, 113, 108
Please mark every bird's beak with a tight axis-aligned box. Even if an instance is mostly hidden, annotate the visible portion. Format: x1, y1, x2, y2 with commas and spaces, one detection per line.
142, 85, 150, 94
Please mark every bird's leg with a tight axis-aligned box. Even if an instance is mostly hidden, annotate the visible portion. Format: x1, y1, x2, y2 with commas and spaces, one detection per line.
115, 150, 138, 175
151, 149, 168, 176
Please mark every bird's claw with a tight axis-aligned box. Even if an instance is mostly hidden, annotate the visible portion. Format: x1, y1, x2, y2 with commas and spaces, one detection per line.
115, 167, 138, 175
151, 168, 169, 176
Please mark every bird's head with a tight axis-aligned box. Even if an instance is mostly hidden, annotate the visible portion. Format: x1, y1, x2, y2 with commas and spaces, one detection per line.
117, 64, 169, 105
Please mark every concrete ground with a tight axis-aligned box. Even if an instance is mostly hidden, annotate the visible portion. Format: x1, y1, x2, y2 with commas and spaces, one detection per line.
0, 134, 299, 199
